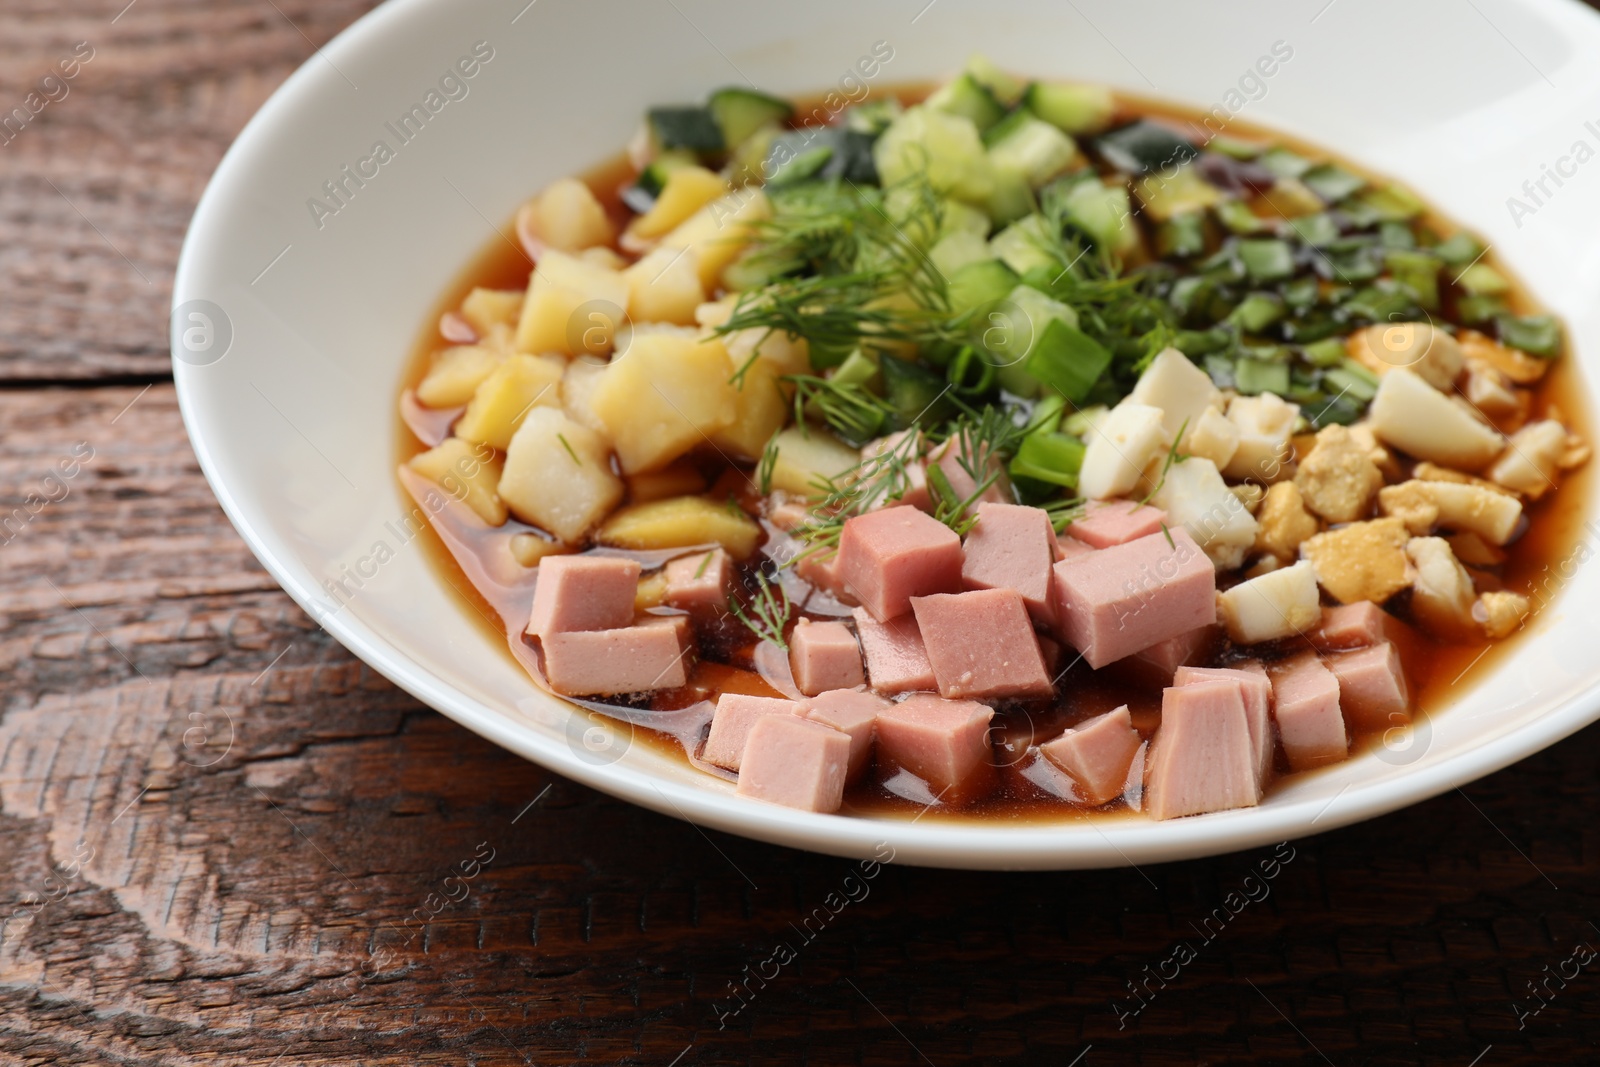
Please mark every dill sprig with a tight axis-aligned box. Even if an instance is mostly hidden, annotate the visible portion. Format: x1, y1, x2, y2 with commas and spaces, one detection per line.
730, 571, 791, 650
1044, 496, 1089, 534
926, 462, 990, 538
756, 435, 780, 496
784, 374, 895, 446
1137, 416, 1190, 506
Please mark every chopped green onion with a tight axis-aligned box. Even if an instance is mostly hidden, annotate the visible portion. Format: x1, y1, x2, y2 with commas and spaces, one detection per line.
947, 344, 999, 397
1385, 249, 1442, 310
1302, 164, 1366, 203
1257, 146, 1313, 179
1309, 392, 1364, 428
1213, 198, 1268, 235
1234, 358, 1291, 396
1496, 314, 1562, 358
1350, 182, 1425, 222
1378, 221, 1416, 250
1289, 213, 1340, 247
1156, 212, 1207, 258
1237, 238, 1296, 283
1323, 361, 1379, 403
1172, 326, 1231, 356
1454, 262, 1510, 296
1455, 293, 1509, 326
1280, 275, 1319, 312
1432, 232, 1483, 266
1024, 319, 1112, 402
1301, 338, 1348, 367
879, 355, 956, 430
1227, 292, 1287, 333
1208, 134, 1268, 160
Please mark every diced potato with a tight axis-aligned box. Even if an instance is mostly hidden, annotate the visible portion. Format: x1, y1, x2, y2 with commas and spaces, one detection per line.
1488, 419, 1567, 499
529, 177, 615, 252
1254, 481, 1318, 561
1378, 479, 1524, 544
626, 166, 728, 241
628, 460, 707, 504
590, 330, 738, 473
625, 246, 705, 325
1151, 456, 1260, 570
657, 188, 773, 290
1223, 392, 1299, 483
1079, 402, 1170, 501
1185, 405, 1240, 470
459, 288, 523, 336
580, 246, 629, 271
635, 571, 669, 610
1446, 531, 1506, 567
1128, 347, 1224, 446
453, 353, 564, 451
596, 495, 761, 560
1299, 517, 1410, 605
1346, 322, 1463, 391
1368, 368, 1504, 470
509, 532, 572, 567
709, 357, 790, 461
407, 437, 507, 526
416, 344, 505, 408
1218, 559, 1320, 644
1474, 590, 1530, 639
1406, 536, 1477, 640
1293, 424, 1383, 523
698, 296, 813, 378
514, 249, 630, 357
477, 321, 517, 356
1462, 359, 1525, 426
561, 357, 609, 436
498, 408, 624, 543
769, 426, 859, 497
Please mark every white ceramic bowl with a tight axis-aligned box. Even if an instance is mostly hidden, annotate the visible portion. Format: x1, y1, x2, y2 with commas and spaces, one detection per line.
174, 0, 1600, 869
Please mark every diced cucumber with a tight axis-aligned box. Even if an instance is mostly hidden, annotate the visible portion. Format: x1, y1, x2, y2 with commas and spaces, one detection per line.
1133, 161, 1222, 221
963, 53, 1027, 107
765, 127, 878, 186
881, 355, 956, 429
1234, 358, 1291, 396
1431, 232, 1483, 266
1237, 238, 1296, 283
1213, 198, 1267, 234
1378, 221, 1416, 249
1349, 182, 1424, 222
844, 98, 904, 135
1156, 213, 1207, 259
647, 107, 725, 153
1288, 212, 1339, 247
1227, 292, 1286, 333
829, 348, 882, 391
929, 230, 994, 278
874, 106, 995, 204
1061, 179, 1139, 256
1023, 82, 1115, 135
1270, 177, 1327, 217
1025, 319, 1112, 402
1008, 283, 1078, 335
1208, 134, 1268, 160
1257, 146, 1313, 179
990, 214, 1061, 276
707, 87, 794, 150
985, 168, 1036, 225
940, 198, 992, 239
1009, 431, 1084, 488
1301, 338, 1348, 367
766, 143, 834, 188
1456, 293, 1509, 325
947, 259, 1021, 314
1094, 120, 1197, 174
1496, 314, 1561, 357
1384, 249, 1441, 309
1455, 262, 1510, 295
729, 124, 781, 185
987, 113, 1079, 189
926, 72, 1006, 132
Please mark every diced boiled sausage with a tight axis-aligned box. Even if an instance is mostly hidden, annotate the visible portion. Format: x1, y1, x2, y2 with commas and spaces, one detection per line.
735, 716, 852, 812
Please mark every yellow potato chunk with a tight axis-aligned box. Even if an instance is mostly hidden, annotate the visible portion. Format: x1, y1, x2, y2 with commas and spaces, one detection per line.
625, 246, 705, 325
460, 288, 523, 336
560, 357, 610, 436
531, 177, 615, 252
627, 460, 707, 504
768, 426, 859, 497
509, 532, 571, 567
658, 188, 773, 290
453, 353, 564, 451
407, 437, 507, 526
709, 357, 791, 461
590, 330, 738, 473
579, 246, 629, 271
1300, 517, 1411, 605
416, 344, 505, 408
626, 166, 728, 241
696, 296, 812, 377
596, 495, 761, 560
499, 408, 624, 543
514, 249, 630, 357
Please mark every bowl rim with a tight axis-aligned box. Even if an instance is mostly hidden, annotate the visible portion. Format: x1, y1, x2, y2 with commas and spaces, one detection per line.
173, 0, 1600, 869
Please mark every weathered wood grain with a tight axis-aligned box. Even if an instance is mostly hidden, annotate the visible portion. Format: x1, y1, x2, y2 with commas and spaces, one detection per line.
3, 1, 1600, 1064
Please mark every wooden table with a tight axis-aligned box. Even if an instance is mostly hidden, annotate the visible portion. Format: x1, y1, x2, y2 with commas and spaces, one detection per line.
3, 2, 1597, 1063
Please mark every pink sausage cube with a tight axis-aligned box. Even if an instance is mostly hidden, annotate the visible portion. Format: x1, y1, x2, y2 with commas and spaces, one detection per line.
1055, 535, 1096, 560
1269, 655, 1348, 771
1326, 642, 1410, 732
931, 434, 1011, 510
1144, 679, 1262, 820
702, 693, 800, 771
1309, 602, 1405, 653
1051, 527, 1216, 669
1174, 663, 1273, 791
1039, 705, 1142, 806
541, 615, 690, 696
1114, 624, 1219, 686
1066, 500, 1168, 549
961, 502, 1059, 624
800, 688, 889, 782
664, 549, 732, 610
911, 589, 1053, 701
836, 506, 964, 622
735, 716, 852, 813
788, 618, 866, 696
852, 607, 937, 694
875, 694, 995, 793
527, 555, 641, 637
